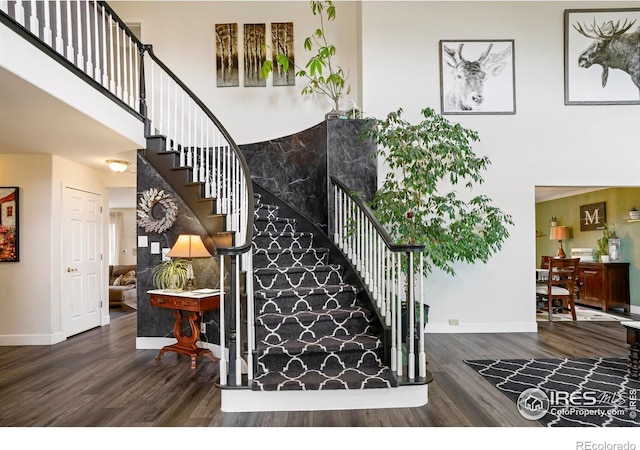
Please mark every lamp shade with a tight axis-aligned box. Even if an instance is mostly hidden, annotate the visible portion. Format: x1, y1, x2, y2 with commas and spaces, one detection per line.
166, 235, 212, 259
549, 226, 570, 241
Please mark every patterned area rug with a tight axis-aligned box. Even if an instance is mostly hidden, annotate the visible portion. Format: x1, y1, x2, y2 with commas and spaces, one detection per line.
465, 357, 639, 427
536, 306, 625, 322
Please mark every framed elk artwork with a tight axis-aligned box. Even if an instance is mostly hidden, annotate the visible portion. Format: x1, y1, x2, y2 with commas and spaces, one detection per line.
439, 39, 516, 115
564, 8, 640, 105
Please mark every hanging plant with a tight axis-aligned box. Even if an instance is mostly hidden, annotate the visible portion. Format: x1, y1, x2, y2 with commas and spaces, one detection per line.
136, 188, 178, 234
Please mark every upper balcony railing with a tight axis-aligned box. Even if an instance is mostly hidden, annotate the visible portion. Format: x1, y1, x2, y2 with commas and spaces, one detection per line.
1, 0, 254, 388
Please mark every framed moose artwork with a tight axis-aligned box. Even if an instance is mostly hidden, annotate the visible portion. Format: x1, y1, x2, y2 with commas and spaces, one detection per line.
439, 39, 516, 115
564, 8, 640, 105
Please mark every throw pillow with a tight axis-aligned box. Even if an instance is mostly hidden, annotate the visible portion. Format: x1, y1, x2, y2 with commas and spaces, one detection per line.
112, 275, 123, 286
121, 270, 136, 285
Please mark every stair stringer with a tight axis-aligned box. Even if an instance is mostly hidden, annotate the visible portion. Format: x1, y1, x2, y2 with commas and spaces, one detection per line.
141, 135, 230, 252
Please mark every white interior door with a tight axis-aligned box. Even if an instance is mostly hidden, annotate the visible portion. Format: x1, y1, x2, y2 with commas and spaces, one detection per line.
63, 187, 102, 338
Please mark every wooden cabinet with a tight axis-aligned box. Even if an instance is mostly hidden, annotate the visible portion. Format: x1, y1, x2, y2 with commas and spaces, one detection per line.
577, 262, 630, 312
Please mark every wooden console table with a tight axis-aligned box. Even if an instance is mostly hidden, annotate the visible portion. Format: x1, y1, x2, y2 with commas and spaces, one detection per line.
622, 322, 640, 380
148, 289, 220, 369
577, 262, 630, 313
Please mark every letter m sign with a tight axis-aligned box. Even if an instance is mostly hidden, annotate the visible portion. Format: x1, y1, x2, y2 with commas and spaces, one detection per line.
580, 202, 606, 231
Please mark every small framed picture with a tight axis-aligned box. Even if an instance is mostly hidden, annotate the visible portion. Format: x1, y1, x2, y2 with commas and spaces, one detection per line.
564, 8, 640, 105
439, 39, 516, 115
0, 187, 19, 262
580, 202, 606, 231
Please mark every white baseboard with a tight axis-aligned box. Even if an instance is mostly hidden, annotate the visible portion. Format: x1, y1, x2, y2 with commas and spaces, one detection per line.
424, 321, 538, 333
0, 331, 65, 346
136, 337, 223, 359
631, 304, 640, 316
221, 384, 428, 412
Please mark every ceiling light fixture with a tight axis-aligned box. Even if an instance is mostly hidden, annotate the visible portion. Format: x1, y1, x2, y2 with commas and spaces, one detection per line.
106, 160, 130, 173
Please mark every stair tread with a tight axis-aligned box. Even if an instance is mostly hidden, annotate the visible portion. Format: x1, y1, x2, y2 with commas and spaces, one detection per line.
254, 231, 312, 237
256, 332, 383, 353
251, 366, 399, 391
255, 283, 358, 297
253, 247, 329, 255
254, 264, 342, 274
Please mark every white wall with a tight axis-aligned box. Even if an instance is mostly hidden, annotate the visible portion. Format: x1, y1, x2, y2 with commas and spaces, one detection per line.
112, 1, 640, 333
0, 154, 111, 344
112, 0, 360, 144
110, 208, 138, 266
0, 155, 53, 342
361, 1, 640, 332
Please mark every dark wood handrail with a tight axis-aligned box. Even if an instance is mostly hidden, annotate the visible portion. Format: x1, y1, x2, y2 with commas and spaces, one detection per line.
140, 47, 254, 256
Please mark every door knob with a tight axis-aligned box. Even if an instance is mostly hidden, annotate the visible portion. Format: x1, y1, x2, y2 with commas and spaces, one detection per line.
67, 267, 78, 273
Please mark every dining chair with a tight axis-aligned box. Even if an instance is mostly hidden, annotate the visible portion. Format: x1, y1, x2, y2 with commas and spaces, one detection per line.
536, 257, 580, 321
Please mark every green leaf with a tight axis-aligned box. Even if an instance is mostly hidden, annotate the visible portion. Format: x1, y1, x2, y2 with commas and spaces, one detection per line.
260, 60, 273, 79
304, 37, 313, 51
275, 54, 290, 72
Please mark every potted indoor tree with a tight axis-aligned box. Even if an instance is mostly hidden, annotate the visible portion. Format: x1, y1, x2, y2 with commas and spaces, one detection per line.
261, 0, 350, 116
360, 107, 513, 364
362, 107, 513, 276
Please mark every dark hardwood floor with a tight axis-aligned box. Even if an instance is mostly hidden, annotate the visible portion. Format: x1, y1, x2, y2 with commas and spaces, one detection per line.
0, 309, 635, 429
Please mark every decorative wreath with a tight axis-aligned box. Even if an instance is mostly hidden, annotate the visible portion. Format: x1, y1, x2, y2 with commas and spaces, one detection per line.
137, 188, 178, 233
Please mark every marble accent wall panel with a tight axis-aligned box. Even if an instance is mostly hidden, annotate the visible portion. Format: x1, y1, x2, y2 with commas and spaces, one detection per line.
326, 119, 377, 237
240, 122, 329, 231
136, 152, 221, 343
240, 119, 377, 235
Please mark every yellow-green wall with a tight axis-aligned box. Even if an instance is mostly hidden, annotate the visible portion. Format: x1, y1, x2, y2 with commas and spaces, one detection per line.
536, 188, 640, 309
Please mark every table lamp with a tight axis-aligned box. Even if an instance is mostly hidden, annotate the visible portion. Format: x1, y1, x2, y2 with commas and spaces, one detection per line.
549, 226, 570, 258
166, 234, 212, 290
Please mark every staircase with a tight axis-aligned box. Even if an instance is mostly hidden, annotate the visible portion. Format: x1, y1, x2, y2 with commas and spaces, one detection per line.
251, 192, 399, 391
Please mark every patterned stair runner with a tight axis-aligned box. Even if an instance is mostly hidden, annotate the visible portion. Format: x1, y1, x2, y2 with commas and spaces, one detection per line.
251, 194, 398, 391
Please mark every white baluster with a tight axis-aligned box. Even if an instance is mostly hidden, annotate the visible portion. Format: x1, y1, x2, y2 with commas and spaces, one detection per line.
55, 0, 64, 53
121, 28, 128, 105
179, 90, 185, 165
42, 0, 52, 46
14, 0, 25, 26
245, 252, 254, 383
408, 253, 415, 380
419, 252, 426, 378
115, 19, 121, 98
218, 255, 226, 386
148, 60, 154, 131
395, 253, 403, 376
134, 38, 139, 112
84, 0, 92, 76
390, 251, 397, 373
158, 70, 163, 138
29, 1, 39, 38
101, 4, 108, 87
93, 0, 100, 81
204, 124, 211, 197
75, 0, 84, 71
65, 0, 74, 63
128, 32, 134, 107
0, 1, 9, 14
234, 254, 242, 386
